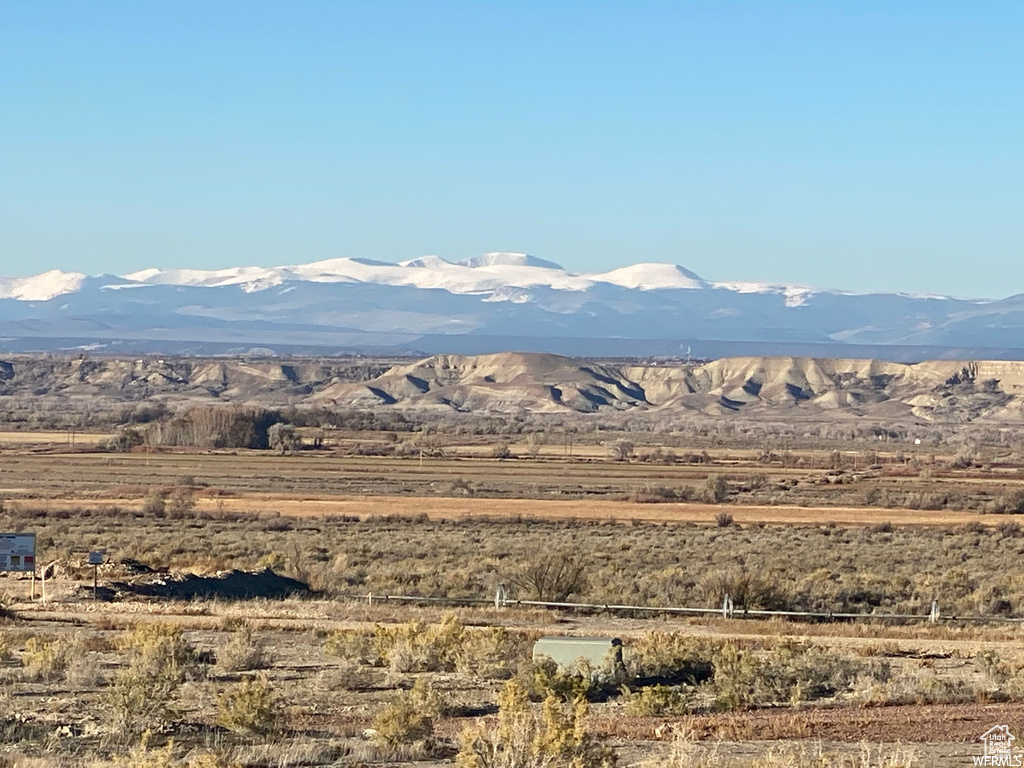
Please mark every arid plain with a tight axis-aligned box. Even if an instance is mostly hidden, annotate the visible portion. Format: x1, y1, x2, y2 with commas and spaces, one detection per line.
3, 352, 1024, 766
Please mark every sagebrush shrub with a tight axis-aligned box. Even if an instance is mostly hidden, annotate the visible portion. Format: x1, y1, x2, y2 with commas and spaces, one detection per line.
67, 650, 106, 689
630, 631, 713, 683
323, 628, 375, 662
167, 487, 196, 518
761, 641, 868, 703
527, 657, 602, 702
142, 491, 166, 516
21, 633, 84, 682
113, 734, 177, 768
709, 640, 871, 710
374, 613, 465, 673
623, 684, 692, 716
372, 678, 440, 749
217, 673, 280, 734
115, 623, 199, 668
107, 623, 200, 735
456, 680, 616, 768
704, 475, 729, 503
707, 642, 761, 711
345, 617, 533, 679
454, 627, 531, 680
217, 623, 271, 672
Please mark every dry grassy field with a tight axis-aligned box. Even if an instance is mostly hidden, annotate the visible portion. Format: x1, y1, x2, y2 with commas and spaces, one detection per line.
0, 590, 1020, 767
3, 442, 1023, 520
2, 428, 1024, 766
0, 430, 117, 446
16, 493, 1008, 528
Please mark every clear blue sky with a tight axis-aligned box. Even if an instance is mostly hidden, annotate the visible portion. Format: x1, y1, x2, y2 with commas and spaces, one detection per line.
1, 1, 1021, 297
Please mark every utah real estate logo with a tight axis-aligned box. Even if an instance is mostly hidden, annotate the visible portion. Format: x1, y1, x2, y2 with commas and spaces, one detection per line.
977, 726, 1022, 766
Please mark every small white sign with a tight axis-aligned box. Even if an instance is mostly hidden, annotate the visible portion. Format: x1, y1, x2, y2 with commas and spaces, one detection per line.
88, 551, 105, 566
0, 533, 36, 572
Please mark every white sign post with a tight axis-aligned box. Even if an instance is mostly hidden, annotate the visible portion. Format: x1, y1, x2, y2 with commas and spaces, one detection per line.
0, 533, 37, 600
0, 533, 36, 573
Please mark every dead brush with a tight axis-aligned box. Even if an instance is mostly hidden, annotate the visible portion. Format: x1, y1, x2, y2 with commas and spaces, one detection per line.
66, 649, 106, 689
112, 734, 178, 768
216, 622, 272, 673
212, 741, 345, 767
0, 632, 11, 665
314, 658, 382, 691
646, 740, 919, 767
851, 658, 974, 706
708, 640, 880, 711
695, 569, 788, 611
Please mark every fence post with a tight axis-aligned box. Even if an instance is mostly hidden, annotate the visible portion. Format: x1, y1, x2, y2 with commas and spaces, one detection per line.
723, 594, 734, 619
494, 583, 508, 610
930, 599, 940, 624
367, 591, 373, 607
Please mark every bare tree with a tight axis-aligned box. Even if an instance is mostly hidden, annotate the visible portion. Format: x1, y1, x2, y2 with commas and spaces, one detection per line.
513, 552, 589, 602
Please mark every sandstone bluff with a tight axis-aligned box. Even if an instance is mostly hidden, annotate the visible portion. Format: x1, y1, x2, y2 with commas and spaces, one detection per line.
4, 353, 1024, 423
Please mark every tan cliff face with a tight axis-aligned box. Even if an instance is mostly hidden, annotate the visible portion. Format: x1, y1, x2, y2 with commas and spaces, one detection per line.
1, 352, 1022, 422
316, 353, 1022, 422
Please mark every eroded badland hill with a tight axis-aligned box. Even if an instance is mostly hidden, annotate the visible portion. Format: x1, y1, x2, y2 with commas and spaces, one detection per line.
3, 352, 1024, 423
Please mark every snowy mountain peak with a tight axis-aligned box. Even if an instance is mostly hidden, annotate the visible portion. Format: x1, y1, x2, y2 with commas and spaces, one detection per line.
0, 253, 961, 310
299, 256, 393, 272
400, 255, 455, 269
0, 269, 87, 301
0, 254, 1009, 355
123, 265, 284, 290
595, 263, 708, 290
457, 252, 565, 270
0, 257, 790, 300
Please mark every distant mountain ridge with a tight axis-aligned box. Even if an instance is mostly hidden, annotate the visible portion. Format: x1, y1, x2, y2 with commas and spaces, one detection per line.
0, 253, 1021, 357
3, 351, 1023, 422
321, 352, 1024, 420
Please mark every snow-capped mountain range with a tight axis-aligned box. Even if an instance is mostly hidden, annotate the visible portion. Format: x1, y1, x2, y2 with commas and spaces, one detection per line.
0, 253, 1021, 358
124, 253, 713, 295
